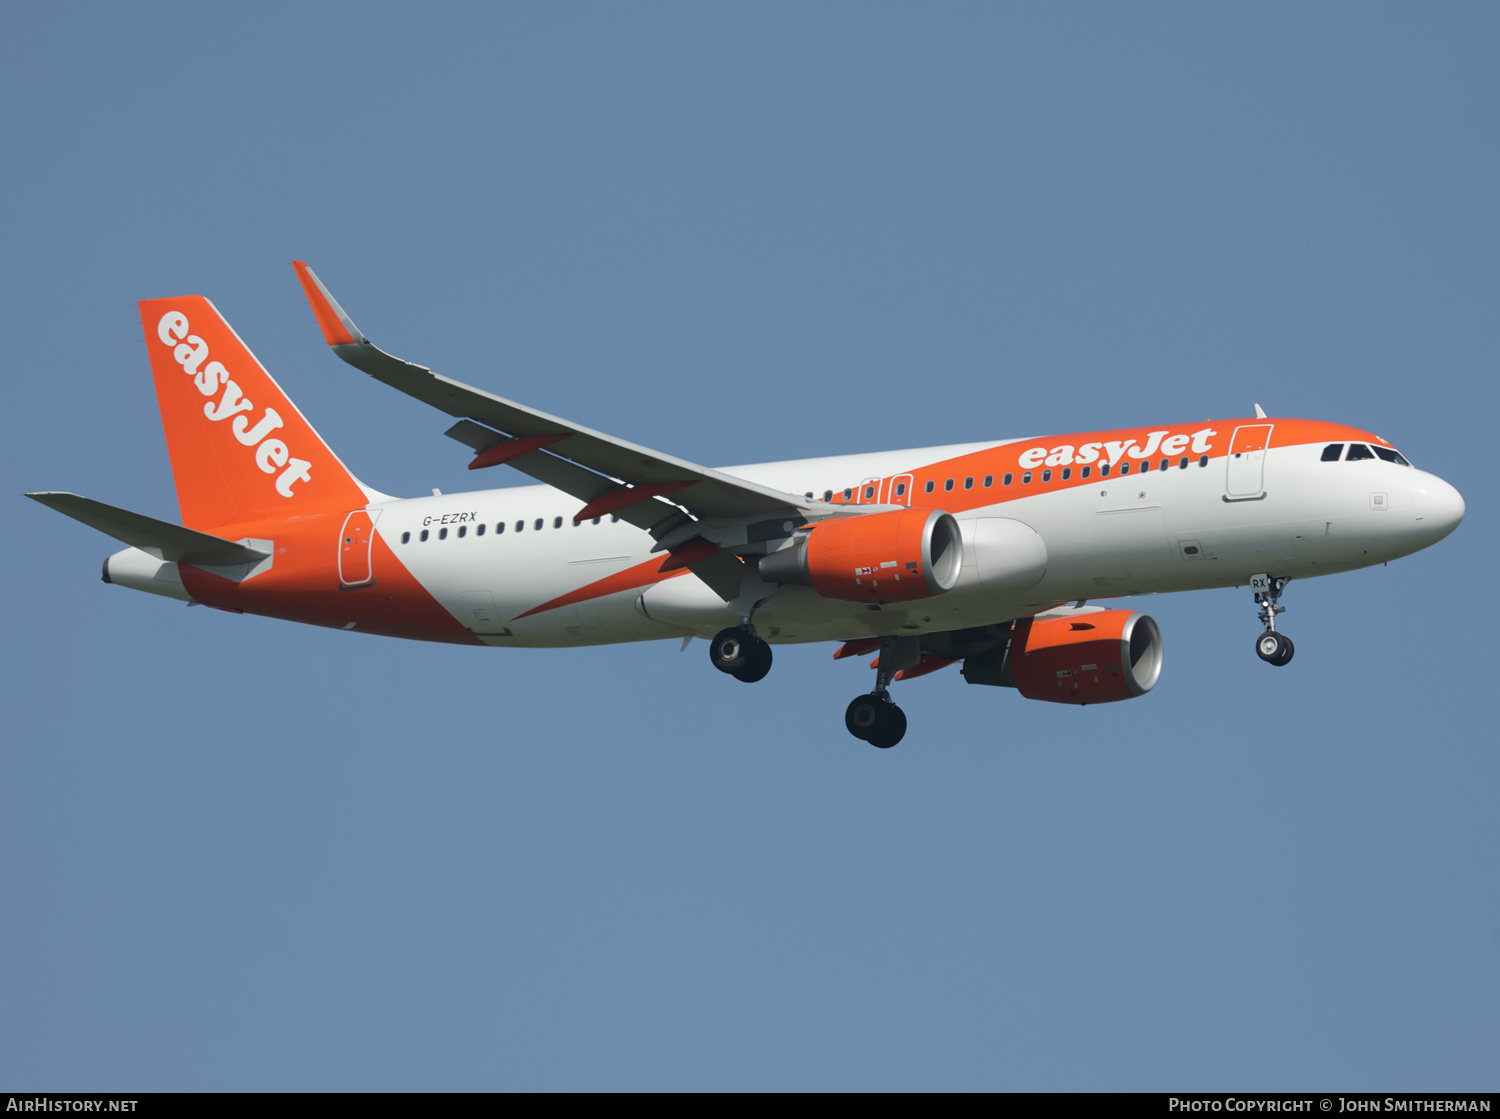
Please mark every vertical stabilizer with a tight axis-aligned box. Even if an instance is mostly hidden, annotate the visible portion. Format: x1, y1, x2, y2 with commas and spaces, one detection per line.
139, 295, 374, 531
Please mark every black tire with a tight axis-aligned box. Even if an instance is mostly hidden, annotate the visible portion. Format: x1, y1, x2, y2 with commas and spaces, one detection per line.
1271, 635, 1295, 667
1255, 631, 1283, 663
710, 627, 752, 675
867, 704, 907, 749
845, 694, 885, 740
733, 639, 773, 683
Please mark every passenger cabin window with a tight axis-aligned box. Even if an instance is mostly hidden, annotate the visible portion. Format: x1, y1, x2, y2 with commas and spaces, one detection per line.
457, 525, 466, 538
1140, 460, 1150, 472
1022, 471, 1032, 484
592, 517, 601, 525
497, 522, 505, 534
515, 520, 524, 532
1119, 462, 1130, 475
1346, 444, 1374, 461
1321, 444, 1344, 462
438, 528, 448, 540
843, 488, 853, 500
1179, 457, 1189, 469
924, 480, 935, 494
1159, 459, 1169, 471
476, 524, 485, 536
894, 482, 907, 497
553, 516, 563, 529
1198, 455, 1209, 467
983, 475, 993, 488
1041, 469, 1052, 482
533, 518, 543, 530
419, 529, 429, 542
401, 531, 410, 544
944, 478, 954, 491
1002, 473, 1013, 486
964, 477, 974, 490
611, 515, 620, 523
1080, 466, 1091, 479
1100, 464, 1111, 477
1372, 446, 1410, 466
1061, 467, 1071, 480
863, 485, 875, 499
823, 490, 833, 502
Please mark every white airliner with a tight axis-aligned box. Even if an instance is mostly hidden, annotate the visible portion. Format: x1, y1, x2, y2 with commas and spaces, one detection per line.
28, 263, 1466, 747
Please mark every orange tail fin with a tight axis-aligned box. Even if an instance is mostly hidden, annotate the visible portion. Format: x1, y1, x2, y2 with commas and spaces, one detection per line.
139, 295, 374, 532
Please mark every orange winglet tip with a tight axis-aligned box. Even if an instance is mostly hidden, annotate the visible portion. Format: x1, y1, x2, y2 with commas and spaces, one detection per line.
832, 637, 882, 660
658, 537, 722, 572
468, 433, 569, 470
574, 481, 693, 524
292, 260, 361, 347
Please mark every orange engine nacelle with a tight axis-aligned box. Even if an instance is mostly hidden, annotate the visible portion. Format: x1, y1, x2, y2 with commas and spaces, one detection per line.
757, 508, 963, 604
1009, 610, 1163, 705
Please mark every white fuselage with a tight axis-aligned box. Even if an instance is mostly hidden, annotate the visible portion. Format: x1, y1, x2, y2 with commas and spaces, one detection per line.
376, 439, 1463, 648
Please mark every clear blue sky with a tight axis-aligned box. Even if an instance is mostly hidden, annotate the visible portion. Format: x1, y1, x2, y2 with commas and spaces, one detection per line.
2, 2, 1494, 1091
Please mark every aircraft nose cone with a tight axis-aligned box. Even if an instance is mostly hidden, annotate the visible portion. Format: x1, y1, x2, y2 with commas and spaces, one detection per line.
1416, 474, 1465, 543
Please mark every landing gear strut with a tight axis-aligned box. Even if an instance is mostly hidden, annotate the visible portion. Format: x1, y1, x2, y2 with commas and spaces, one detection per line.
844, 636, 914, 748
1251, 574, 1295, 666
709, 626, 773, 683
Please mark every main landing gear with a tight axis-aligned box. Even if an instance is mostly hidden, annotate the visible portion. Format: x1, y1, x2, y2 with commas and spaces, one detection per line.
845, 693, 907, 749
709, 623, 910, 748
709, 626, 773, 683
845, 637, 914, 749
1251, 574, 1295, 667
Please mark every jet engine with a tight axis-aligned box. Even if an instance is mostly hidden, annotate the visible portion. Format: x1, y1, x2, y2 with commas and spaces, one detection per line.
962, 610, 1163, 704
758, 508, 963, 604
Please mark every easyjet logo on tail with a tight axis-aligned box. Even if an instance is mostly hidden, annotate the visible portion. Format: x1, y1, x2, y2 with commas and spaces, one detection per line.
156, 311, 312, 498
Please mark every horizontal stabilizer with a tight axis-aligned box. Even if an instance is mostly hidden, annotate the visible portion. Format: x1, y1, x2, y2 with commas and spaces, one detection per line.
25, 492, 269, 565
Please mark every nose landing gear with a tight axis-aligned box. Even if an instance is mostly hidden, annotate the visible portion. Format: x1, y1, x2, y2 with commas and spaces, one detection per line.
1251, 574, 1295, 666
709, 626, 773, 683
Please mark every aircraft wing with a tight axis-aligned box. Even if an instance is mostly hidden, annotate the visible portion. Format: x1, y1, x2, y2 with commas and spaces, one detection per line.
25, 492, 269, 565
292, 262, 816, 543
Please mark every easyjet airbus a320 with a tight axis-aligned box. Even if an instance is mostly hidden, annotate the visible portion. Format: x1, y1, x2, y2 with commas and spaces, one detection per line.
30, 264, 1466, 747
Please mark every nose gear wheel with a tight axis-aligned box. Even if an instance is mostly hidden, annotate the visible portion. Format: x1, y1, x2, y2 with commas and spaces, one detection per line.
1255, 630, 1294, 665
1251, 575, 1295, 667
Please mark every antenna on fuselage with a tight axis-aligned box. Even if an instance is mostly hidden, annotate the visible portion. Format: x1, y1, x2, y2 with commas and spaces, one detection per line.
1254, 403, 1268, 419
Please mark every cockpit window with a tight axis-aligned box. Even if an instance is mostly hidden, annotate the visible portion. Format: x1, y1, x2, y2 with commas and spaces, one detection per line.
1372, 446, 1411, 466
1346, 443, 1375, 461
1321, 444, 1344, 462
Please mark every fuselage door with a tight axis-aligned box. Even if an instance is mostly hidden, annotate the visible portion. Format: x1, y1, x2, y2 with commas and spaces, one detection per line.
338, 509, 377, 587
1226, 424, 1273, 499
889, 474, 913, 506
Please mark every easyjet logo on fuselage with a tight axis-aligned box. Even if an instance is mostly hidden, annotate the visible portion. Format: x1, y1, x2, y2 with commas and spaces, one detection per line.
156, 311, 312, 498
1015, 427, 1219, 470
